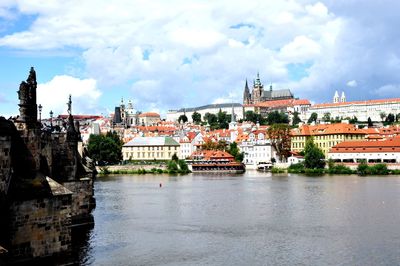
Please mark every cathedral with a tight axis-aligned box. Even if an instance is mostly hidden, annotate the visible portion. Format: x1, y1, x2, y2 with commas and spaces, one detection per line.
243, 73, 294, 104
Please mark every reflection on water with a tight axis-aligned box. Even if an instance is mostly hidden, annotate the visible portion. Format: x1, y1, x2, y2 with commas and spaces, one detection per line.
74, 172, 400, 265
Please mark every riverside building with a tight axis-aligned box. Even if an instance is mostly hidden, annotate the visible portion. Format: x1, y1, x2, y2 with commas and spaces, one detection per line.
291, 123, 366, 157
122, 136, 180, 161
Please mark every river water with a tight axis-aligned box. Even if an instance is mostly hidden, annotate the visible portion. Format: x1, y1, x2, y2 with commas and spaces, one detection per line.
74, 172, 400, 265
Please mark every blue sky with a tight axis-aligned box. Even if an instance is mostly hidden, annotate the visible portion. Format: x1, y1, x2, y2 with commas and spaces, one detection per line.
1, 0, 400, 118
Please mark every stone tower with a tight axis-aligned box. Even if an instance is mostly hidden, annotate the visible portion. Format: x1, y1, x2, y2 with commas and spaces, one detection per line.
252, 72, 264, 104
17, 67, 38, 128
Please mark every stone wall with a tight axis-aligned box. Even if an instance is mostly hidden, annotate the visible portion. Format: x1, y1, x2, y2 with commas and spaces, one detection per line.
0, 136, 12, 196
8, 194, 72, 259
62, 179, 95, 225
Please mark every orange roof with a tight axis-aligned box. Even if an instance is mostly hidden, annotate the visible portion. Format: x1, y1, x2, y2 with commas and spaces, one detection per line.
190, 150, 234, 160
255, 99, 310, 108
313, 98, 400, 108
330, 137, 400, 153
291, 123, 366, 136
138, 112, 160, 118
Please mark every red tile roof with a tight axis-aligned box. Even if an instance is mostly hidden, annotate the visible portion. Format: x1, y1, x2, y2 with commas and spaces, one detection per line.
190, 150, 234, 160
330, 137, 400, 153
255, 99, 311, 108
138, 112, 160, 118
291, 123, 366, 136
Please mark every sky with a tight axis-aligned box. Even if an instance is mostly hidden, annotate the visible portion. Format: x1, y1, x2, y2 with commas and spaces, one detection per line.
1, 0, 400, 118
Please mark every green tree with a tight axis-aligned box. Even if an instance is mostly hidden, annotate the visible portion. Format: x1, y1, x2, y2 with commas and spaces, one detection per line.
380, 112, 387, 121
172, 153, 179, 162
322, 112, 331, 122
216, 140, 227, 151
204, 113, 218, 129
178, 159, 189, 173
217, 109, 229, 129
167, 160, 179, 173
227, 142, 244, 162
178, 114, 188, 123
385, 113, 395, 124
304, 138, 325, 169
349, 116, 358, 124
244, 110, 266, 125
267, 124, 291, 161
367, 117, 373, 127
245, 110, 257, 123
307, 112, 318, 124
292, 111, 302, 126
266, 111, 289, 125
192, 111, 201, 124
88, 131, 123, 165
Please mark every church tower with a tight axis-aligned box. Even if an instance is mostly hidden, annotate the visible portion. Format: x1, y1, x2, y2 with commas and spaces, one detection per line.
252, 72, 264, 104
333, 91, 339, 103
243, 79, 251, 104
340, 91, 346, 103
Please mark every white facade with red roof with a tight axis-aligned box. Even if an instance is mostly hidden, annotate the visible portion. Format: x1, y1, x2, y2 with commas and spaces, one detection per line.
308, 94, 400, 122
328, 137, 400, 163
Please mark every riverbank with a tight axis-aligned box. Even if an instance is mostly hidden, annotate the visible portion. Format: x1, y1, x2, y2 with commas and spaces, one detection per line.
271, 162, 400, 176
96, 161, 190, 175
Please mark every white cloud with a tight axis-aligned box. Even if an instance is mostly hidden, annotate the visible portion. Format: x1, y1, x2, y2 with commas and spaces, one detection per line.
37, 75, 101, 117
346, 80, 357, 87
2, 0, 399, 111
279, 36, 321, 63
305, 2, 329, 18
374, 84, 400, 98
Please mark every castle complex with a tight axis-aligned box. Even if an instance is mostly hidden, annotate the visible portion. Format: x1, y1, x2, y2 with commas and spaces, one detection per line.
243, 73, 294, 104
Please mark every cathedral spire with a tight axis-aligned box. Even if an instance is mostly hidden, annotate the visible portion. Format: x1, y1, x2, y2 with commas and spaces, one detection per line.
231, 103, 236, 123
243, 79, 251, 104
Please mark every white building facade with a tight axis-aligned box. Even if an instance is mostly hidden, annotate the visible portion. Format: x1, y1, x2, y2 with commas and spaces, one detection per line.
328, 138, 400, 163
239, 132, 276, 169
307, 92, 400, 122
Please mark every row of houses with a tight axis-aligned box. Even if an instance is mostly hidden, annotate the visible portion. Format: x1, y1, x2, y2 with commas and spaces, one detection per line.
120, 122, 400, 168
60, 111, 400, 168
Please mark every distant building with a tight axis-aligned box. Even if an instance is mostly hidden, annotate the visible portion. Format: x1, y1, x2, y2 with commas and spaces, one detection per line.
239, 130, 276, 169
291, 123, 366, 157
138, 112, 161, 126
167, 103, 244, 123
113, 98, 139, 127
122, 136, 180, 161
328, 137, 400, 163
244, 98, 311, 122
243, 73, 294, 104
307, 92, 400, 122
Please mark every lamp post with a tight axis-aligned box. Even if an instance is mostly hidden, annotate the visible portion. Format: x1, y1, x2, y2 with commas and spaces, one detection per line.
38, 104, 42, 122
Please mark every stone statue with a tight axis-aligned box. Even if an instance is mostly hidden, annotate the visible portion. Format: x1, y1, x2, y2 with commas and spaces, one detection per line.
27, 67, 37, 86
18, 81, 29, 104
67, 95, 72, 115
